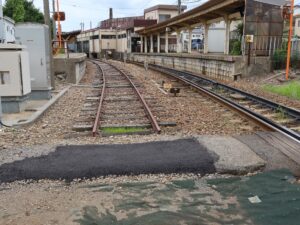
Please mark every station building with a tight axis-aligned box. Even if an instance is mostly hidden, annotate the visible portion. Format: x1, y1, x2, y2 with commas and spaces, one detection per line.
76, 5, 187, 57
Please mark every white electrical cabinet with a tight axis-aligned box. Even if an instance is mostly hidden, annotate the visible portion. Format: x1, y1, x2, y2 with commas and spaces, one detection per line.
0, 44, 31, 97
15, 23, 51, 92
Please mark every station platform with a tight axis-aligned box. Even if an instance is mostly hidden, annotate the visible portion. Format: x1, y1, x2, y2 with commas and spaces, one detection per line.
53, 53, 87, 84
129, 52, 271, 80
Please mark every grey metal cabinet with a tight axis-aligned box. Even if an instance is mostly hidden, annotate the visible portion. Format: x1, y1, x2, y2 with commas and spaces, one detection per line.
15, 23, 51, 93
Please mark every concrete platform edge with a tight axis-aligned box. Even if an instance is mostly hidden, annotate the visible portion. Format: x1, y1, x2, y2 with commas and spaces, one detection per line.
13, 86, 71, 127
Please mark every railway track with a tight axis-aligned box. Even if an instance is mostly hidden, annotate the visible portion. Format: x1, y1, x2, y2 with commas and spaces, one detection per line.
128, 61, 300, 144
90, 60, 161, 136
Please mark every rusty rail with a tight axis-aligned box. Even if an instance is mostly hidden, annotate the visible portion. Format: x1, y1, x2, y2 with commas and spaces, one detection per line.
102, 61, 161, 134
92, 61, 106, 137
116, 66, 161, 134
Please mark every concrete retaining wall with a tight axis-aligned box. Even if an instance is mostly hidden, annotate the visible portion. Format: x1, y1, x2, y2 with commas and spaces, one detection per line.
129, 53, 271, 80
53, 53, 87, 84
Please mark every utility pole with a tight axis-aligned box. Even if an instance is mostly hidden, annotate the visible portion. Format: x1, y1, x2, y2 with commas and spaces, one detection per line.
178, 0, 182, 14
286, 0, 295, 80
43, 0, 55, 89
52, 0, 56, 41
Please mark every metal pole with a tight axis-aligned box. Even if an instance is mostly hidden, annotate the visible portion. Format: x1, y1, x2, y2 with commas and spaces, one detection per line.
52, 0, 56, 41
43, 0, 55, 89
56, 0, 62, 49
178, 0, 181, 14
248, 42, 251, 66
286, 0, 295, 80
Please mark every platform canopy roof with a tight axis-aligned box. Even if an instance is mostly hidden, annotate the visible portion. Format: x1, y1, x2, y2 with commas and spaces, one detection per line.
137, 0, 285, 35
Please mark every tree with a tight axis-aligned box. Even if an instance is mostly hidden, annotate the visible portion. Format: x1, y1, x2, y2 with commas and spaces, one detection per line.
3, 0, 25, 22
3, 0, 44, 23
23, 0, 44, 23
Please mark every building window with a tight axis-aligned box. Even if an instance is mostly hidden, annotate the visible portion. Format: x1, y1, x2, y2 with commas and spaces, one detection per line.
298, 20, 300, 27
101, 35, 116, 39
159, 14, 171, 22
117, 34, 127, 39
90, 35, 99, 40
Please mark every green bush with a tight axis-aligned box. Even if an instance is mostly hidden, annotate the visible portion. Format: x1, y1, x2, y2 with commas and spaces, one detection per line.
272, 49, 287, 70
230, 40, 242, 55
291, 51, 300, 70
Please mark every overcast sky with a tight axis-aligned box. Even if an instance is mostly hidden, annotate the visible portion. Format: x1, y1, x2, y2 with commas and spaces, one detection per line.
2, 0, 206, 31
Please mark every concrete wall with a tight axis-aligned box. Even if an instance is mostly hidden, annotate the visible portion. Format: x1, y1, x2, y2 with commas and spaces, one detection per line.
53, 53, 86, 84
130, 53, 271, 80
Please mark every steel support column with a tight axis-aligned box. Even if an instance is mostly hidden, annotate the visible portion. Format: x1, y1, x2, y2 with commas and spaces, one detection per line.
176, 30, 182, 53
188, 28, 192, 53
150, 34, 154, 53
224, 15, 231, 55
157, 33, 161, 53
204, 23, 209, 54
144, 36, 148, 53
165, 32, 169, 53
140, 35, 144, 53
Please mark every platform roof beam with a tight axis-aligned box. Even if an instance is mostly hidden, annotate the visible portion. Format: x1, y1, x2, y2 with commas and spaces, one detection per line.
137, 0, 244, 35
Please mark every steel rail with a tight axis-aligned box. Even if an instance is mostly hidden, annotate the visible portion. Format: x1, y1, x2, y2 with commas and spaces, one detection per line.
152, 64, 300, 119
91, 61, 106, 137
129, 60, 300, 144
103, 61, 161, 134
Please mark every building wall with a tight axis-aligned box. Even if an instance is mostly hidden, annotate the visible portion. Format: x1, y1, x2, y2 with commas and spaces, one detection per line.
295, 17, 300, 37
145, 9, 179, 23
3, 16, 15, 43
76, 28, 127, 56
0, 0, 3, 42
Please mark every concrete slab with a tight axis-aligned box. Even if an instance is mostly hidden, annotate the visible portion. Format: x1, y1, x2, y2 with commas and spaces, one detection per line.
196, 136, 266, 175
236, 133, 300, 176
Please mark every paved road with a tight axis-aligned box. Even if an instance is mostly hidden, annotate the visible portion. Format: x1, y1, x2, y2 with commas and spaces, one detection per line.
0, 139, 216, 183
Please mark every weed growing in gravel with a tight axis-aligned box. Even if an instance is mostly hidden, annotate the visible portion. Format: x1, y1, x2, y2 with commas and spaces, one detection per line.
276, 107, 287, 120
263, 81, 300, 100
101, 127, 147, 134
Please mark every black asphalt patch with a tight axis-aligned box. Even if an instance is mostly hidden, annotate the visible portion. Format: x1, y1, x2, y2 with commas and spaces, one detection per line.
0, 139, 216, 183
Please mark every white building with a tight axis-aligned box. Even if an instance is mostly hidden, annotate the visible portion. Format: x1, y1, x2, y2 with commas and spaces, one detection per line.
0, 0, 4, 42
144, 5, 187, 23
0, 0, 15, 43
3, 16, 15, 43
